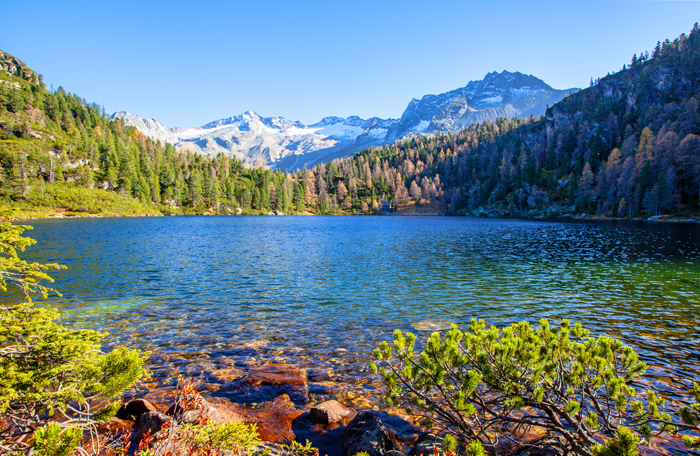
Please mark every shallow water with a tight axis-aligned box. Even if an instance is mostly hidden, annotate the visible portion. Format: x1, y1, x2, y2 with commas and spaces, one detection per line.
4, 216, 700, 421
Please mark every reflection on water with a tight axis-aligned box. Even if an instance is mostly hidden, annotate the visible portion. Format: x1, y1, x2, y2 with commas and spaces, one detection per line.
3, 216, 700, 410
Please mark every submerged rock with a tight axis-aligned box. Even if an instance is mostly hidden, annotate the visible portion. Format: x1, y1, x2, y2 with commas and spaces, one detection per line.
233, 363, 309, 405
342, 411, 394, 456
246, 364, 307, 386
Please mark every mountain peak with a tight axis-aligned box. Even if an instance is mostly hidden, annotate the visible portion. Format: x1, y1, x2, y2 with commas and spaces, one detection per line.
116, 70, 575, 170
387, 70, 576, 141
471, 70, 553, 92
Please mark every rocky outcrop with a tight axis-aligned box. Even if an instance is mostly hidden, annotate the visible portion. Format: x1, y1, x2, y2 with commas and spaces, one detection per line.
342, 411, 394, 456
0, 51, 38, 83
181, 402, 222, 425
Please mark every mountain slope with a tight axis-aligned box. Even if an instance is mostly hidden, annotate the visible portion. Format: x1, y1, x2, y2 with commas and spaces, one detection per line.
1, 24, 698, 221
386, 70, 576, 141
113, 111, 395, 171
350, 24, 700, 218
115, 71, 575, 170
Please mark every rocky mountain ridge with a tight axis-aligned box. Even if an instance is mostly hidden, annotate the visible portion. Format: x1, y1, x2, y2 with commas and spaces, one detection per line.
115, 71, 577, 170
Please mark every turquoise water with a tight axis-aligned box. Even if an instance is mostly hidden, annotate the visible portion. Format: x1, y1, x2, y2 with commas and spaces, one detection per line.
5, 216, 700, 410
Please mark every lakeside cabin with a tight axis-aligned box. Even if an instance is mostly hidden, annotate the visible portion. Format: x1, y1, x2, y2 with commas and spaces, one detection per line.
381, 201, 394, 214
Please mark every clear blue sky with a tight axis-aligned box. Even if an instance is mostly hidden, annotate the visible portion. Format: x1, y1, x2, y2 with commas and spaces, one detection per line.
2, 0, 698, 127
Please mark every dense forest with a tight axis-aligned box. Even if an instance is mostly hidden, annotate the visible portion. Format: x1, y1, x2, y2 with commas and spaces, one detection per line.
1, 23, 699, 219
0, 49, 409, 218
353, 23, 700, 218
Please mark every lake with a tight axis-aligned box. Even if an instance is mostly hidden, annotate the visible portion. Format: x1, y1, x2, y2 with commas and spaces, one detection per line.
5, 215, 700, 413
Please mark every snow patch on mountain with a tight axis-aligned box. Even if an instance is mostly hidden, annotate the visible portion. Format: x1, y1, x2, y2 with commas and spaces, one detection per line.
114, 70, 577, 170
113, 110, 395, 170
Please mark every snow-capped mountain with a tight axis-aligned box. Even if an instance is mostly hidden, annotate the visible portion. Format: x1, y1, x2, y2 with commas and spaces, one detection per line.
113, 111, 396, 170
386, 70, 577, 141
114, 71, 577, 170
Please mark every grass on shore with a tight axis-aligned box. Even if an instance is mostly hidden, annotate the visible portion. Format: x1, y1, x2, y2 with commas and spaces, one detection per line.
0, 182, 161, 221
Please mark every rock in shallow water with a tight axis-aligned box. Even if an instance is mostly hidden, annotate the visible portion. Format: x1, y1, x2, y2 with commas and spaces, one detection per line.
231, 363, 309, 405
211, 394, 303, 444
342, 411, 394, 456
246, 363, 308, 386
309, 400, 354, 425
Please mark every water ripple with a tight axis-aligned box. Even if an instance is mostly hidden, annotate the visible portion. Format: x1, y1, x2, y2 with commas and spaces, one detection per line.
3, 216, 699, 409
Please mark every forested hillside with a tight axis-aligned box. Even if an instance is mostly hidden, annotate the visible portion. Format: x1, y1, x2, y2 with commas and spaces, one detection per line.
1, 23, 699, 220
350, 23, 700, 218
0, 50, 423, 218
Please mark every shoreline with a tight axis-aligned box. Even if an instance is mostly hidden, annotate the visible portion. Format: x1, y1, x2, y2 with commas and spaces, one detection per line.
4, 210, 699, 224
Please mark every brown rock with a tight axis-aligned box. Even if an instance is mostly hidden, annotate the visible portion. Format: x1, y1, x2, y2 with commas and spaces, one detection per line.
211, 394, 303, 444
309, 400, 354, 425
245, 364, 307, 386
136, 412, 172, 441
117, 398, 158, 420
237, 363, 309, 405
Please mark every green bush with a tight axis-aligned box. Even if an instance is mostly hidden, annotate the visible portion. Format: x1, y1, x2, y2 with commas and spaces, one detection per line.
370, 319, 675, 456
678, 382, 700, 449
0, 223, 148, 454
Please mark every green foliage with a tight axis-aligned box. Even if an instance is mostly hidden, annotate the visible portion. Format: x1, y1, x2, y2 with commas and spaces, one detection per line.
3, 25, 700, 220
183, 420, 262, 454
443, 434, 458, 452
30, 422, 82, 456
465, 440, 486, 456
678, 382, 700, 449
0, 223, 64, 300
0, 224, 148, 454
591, 427, 639, 456
93, 400, 121, 423
372, 318, 667, 456
275, 439, 319, 456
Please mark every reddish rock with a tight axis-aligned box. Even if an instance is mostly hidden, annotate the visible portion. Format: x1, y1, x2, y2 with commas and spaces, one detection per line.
211, 394, 304, 444
236, 363, 309, 405
245, 364, 307, 387
309, 400, 354, 425
117, 398, 157, 420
